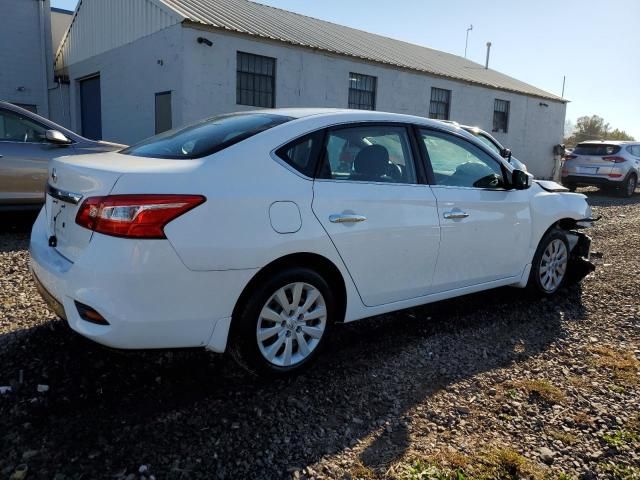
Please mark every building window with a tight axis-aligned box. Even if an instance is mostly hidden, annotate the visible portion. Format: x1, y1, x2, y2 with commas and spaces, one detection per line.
348, 73, 377, 110
493, 99, 510, 133
14, 104, 38, 114
155, 91, 172, 134
428, 88, 451, 120
236, 52, 276, 108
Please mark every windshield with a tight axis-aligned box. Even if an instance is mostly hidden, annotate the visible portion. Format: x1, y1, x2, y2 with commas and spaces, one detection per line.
122, 113, 293, 159
472, 132, 501, 155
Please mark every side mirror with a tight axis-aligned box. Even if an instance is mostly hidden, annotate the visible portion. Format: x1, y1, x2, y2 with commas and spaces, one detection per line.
512, 169, 531, 190
500, 148, 512, 161
45, 129, 72, 145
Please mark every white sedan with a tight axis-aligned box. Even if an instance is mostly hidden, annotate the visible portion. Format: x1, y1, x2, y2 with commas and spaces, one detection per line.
30, 109, 593, 376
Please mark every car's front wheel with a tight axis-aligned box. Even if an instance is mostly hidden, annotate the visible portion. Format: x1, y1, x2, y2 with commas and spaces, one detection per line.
528, 229, 570, 296
229, 268, 336, 377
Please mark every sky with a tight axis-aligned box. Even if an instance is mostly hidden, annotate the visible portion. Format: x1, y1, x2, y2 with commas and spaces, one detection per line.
52, 0, 640, 139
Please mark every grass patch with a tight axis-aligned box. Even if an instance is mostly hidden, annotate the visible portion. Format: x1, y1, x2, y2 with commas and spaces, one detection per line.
572, 412, 592, 426
513, 379, 566, 405
548, 429, 577, 445
350, 462, 377, 479
602, 430, 639, 448
389, 447, 547, 480
600, 463, 640, 480
589, 346, 639, 385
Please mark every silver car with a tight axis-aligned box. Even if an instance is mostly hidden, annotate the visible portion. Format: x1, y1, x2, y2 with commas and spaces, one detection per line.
0, 102, 124, 210
562, 141, 640, 197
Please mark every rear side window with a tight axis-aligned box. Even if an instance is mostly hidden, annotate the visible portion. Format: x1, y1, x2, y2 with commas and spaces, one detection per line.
574, 144, 621, 156
122, 113, 292, 159
275, 130, 324, 177
317, 125, 418, 184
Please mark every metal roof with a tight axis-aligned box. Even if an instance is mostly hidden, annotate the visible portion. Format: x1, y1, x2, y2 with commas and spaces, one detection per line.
158, 0, 564, 102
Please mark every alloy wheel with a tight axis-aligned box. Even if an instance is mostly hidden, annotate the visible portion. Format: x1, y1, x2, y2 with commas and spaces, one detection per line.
539, 239, 568, 293
256, 282, 327, 367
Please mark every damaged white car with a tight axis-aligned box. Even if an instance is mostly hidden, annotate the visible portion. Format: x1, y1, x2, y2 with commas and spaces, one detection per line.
30, 109, 595, 376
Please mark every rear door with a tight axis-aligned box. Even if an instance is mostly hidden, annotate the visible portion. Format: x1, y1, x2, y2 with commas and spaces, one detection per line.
0, 107, 74, 205
418, 128, 532, 292
312, 123, 441, 307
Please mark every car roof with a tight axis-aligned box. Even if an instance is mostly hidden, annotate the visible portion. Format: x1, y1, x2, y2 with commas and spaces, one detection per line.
578, 140, 635, 145
255, 108, 476, 135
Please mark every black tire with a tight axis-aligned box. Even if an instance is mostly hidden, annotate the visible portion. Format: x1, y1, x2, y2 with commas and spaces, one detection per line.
620, 173, 637, 198
565, 183, 577, 192
229, 267, 337, 377
527, 228, 570, 296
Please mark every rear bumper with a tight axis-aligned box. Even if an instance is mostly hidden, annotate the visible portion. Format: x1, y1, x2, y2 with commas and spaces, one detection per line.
562, 175, 622, 186
29, 208, 256, 352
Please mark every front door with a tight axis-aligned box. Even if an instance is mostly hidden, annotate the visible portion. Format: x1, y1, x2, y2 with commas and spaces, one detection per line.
80, 75, 102, 140
0, 108, 70, 205
417, 128, 532, 292
312, 123, 441, 307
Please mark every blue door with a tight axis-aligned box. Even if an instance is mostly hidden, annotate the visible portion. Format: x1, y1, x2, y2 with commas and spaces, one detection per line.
80, 75, 102, 140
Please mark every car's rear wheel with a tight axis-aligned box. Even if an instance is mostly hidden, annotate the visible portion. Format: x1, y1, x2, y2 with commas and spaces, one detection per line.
620, 173, 637, 198
229, 268, 336, 377
528, 229, 570, 296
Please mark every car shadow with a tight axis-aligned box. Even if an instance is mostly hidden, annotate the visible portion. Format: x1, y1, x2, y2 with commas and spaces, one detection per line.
0, 278, 587, 478
579, 187, 640, 207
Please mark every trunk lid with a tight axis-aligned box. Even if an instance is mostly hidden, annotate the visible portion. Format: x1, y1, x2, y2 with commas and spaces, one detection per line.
45, 152, 196, 262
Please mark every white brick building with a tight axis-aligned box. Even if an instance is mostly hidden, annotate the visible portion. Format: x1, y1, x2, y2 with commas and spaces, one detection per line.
54, 0, 567, 177
0, 0, 54, 116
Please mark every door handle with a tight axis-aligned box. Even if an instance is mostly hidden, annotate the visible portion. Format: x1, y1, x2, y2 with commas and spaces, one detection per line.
443, 210, 469, 220
329, 213, 367, 224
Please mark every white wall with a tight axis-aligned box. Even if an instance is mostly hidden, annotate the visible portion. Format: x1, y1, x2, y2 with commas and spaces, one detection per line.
60, 23, 566, 177
63, 24, 184, 144
0, 0, 53, 116
181, 28, 566, 178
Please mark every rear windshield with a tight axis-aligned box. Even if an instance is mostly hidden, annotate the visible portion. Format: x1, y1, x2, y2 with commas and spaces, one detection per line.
574, 144, 621, 156
122, 113, 292, 159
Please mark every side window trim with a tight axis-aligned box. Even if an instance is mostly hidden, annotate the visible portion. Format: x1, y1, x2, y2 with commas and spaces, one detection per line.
315, 122, 424, 185
417, 126, 508, 190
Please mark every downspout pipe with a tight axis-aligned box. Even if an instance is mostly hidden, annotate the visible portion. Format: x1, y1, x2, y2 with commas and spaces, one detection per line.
38, 0, 50, 117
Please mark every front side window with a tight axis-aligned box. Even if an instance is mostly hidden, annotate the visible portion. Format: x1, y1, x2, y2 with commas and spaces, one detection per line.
493, 99, 510, 133
122, 113, 292, 159
318, 125, 417, 184
429, 87, 451, 120
420, 129, 503, 188
0, 109, 47, 143
237, 52, 276, 108
348, 73, 377, 110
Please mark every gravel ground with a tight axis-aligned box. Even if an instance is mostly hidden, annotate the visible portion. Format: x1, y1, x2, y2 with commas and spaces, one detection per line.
0, 189, 639, 480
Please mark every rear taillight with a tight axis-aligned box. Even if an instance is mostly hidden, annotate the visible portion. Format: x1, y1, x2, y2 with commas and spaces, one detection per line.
602, 156, 626, 163
76, 194, 206, 239
563, 154, 577, 161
